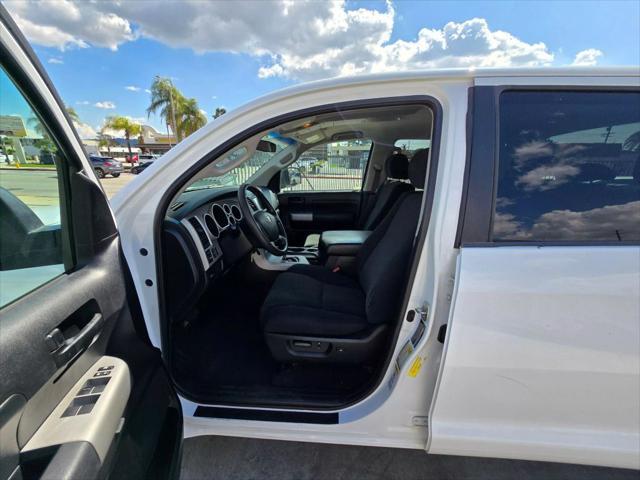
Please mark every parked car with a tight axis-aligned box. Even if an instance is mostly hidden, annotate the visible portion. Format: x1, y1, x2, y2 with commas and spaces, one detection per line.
39, 151, 56, 165
130, 160, 152, 174
138, 153, 159, 163
1, 7, 639, 479
296, 156, 325, 173
89, 154, 123, 178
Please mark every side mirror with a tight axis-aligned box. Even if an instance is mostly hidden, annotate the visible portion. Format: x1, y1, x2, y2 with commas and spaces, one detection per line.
281, 167, 301, 188
257, 139, 277, 153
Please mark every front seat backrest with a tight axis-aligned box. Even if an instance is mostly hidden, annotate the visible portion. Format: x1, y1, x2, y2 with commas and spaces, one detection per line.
362, 153, 413, 230
356, 148, 429, 326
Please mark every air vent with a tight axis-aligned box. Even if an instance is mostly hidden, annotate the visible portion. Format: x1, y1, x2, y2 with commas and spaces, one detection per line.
188, 217, 211, 248
170, 202, 185, 211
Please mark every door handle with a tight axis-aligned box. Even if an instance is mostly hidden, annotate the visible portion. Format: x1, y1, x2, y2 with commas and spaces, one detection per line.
47, 313, 105, 368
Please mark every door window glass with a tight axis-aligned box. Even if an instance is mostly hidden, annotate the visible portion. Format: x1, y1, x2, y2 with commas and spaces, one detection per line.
394, 139, 430, 157
281, 139, 372, 192
0, 66, 66, 307
494, 91, 640, 242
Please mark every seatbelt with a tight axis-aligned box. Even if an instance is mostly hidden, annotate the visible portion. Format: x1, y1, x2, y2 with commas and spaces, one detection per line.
357, 163, 383, 228
371, 164, 383, 190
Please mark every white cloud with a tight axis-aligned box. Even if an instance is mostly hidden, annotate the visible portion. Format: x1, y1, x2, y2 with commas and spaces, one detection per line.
48, 57, 64, 64
6, 1, 600, 81
76, 100, 90, 105
4, 0, 134, 50
94, 101, 116, 109
495, 201, 640, 241
199, 109, 207, 116
73, 120, 96, 139
571, 48, 603, 66
144, 89, 151, 94
125, 85, 141, 92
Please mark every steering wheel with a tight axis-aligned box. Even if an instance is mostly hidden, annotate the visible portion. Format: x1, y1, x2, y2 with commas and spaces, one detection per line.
238, 184, 288, 256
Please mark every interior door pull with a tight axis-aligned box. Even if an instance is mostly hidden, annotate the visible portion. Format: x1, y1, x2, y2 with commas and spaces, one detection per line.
48, 313, 105, 368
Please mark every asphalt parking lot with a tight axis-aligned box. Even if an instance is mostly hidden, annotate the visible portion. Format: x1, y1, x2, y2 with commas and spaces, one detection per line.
0, 168, 136, 203
96, 170, 137, 198
181, 436, 638, 480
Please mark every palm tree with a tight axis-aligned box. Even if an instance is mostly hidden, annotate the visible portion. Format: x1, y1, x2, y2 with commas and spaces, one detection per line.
65, 106, 80, 123
104, 116, 142, 163
27, 116, 47, 138
147, 76, 184, 143
97, 129, 114, 155
213, 107, 226, 119
177, 98, 207, 138
28, 105, 80, 138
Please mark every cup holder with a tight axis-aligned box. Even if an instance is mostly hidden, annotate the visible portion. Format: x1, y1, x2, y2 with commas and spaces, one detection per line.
289, 246, 316, 252
287, 246, 319, 257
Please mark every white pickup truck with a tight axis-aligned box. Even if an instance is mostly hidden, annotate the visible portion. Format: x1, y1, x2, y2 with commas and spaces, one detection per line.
0, 5, 638, 478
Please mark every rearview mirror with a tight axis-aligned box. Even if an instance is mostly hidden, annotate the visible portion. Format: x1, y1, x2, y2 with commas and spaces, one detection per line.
257, 139, 277, 153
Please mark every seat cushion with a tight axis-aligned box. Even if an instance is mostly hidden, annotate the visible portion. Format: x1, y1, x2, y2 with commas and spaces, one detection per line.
261, 265, 367, 336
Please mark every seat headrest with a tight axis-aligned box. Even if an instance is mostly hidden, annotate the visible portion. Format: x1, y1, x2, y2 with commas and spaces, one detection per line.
385, 153, 409, 179
409, 149, 429, 189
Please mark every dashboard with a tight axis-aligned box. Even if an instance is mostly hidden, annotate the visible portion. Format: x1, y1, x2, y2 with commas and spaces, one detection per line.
162, 186, 277, 321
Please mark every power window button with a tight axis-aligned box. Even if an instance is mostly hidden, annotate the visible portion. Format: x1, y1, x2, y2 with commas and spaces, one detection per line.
62, 405, 80, 417
78, 404, 95, 415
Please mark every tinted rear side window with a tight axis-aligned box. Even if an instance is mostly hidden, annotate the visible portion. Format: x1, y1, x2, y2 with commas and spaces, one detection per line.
494, 91, 640, 242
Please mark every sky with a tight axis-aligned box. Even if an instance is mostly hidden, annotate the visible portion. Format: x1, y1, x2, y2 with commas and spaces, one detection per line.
3, 0, 639, 139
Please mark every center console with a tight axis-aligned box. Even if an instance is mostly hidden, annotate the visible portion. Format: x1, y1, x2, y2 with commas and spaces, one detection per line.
287, 245, 319, 262
318, 230, 371, 274
253, 231, 371, 273
252, 249, 311, 271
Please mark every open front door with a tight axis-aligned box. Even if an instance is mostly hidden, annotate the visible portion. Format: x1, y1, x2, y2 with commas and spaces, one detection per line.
0, 7, 182, 479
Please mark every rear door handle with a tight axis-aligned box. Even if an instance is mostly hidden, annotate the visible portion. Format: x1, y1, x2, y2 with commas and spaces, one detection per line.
47, 313, 105, 368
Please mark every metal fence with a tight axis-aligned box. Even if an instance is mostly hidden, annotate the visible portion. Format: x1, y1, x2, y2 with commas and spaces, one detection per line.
282, 152, 368, 192
193, 150, 370, 191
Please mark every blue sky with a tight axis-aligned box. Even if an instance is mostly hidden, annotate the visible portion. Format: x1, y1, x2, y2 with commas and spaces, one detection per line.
5, 0, 639, 138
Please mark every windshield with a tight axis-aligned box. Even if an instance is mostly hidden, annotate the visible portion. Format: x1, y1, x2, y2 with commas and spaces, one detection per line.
186, 132, 294, 191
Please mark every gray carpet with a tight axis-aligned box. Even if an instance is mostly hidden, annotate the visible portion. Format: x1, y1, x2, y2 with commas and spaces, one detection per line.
181, 435, 638, 480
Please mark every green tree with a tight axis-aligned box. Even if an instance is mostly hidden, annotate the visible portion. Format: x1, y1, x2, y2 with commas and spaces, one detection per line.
27, 115, 47, 138
147, 76, 184, 143
97, 128, 115, 154
213, 107, 226, 119
65, 106, 80, 123
29, 105, 81, 138
104, 116, 142, 163
177, 98, 207, 138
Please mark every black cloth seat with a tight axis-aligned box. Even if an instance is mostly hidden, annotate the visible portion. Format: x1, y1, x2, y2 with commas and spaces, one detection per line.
262, 149, 429, 351
261, 264, 367, 336
303, 152, 412, 247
